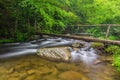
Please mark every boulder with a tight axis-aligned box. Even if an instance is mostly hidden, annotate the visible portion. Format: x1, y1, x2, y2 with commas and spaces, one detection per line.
37, 47, 71, 62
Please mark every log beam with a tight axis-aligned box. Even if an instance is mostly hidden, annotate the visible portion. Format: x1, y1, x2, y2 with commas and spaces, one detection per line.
36, 32, 120, 46
69, 24, 120, 27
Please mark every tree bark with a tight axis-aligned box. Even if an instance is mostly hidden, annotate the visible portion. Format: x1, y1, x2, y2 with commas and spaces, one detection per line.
14, 18, 18, 39
27, 18, 30, 27
36, 32, 120, 46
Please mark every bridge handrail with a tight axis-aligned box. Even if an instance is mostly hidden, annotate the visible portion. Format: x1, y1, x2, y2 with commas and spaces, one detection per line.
68, 24, 120, 27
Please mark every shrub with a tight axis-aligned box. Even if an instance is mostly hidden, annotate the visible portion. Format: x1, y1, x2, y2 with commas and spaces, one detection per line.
105, 45, 120, 71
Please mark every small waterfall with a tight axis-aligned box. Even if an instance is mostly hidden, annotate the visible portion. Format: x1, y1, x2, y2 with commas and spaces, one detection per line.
71, 43, 98, 65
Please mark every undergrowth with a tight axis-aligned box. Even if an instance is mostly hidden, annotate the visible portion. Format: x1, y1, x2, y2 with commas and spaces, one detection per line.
91, 42, 120, 71
0, 39, 14, 44
105, 45, 120, 71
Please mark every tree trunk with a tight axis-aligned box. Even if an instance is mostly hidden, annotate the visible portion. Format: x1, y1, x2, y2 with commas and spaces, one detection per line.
34, 19, 37, 32
27, 18, 30, 27
36, 32, 120, 46
14, 18, 18, 37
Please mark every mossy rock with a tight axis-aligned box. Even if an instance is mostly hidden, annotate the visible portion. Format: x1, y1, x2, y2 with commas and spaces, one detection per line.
72, 42, 85, 48
91, 42, 104, 49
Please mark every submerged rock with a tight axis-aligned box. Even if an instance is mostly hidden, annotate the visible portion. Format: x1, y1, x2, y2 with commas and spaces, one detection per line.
93, 60, 102, 65
37, 47, 71, 61
59, 71, 88, 80
7, 68, 14, 74
25, 75, 36, 80
72, 42, 85, 48
27, 69, 36, 75
55, 63, 79, 71
8, 78, 20, 80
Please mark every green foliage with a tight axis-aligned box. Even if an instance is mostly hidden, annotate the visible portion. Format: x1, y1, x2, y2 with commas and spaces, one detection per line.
0, 39, 14, 44
87, 0, 120, 24
15, 24, 34, 42
66, 0, 120, 24
105, 45, 120, 71
86, 27, 106, 38
15, 31, 33, 42
15, 31, 27, 42
86, 26, 120, 40
0, 0, 120, 42
113, 55, 120, 71
109, 27, 120, 40
0, 0, 78, 42
19, 0, 77, 33
108, 36, 117, 40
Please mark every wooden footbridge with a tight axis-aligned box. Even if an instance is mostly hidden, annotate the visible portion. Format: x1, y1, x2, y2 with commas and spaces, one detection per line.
36, 24, 120, 46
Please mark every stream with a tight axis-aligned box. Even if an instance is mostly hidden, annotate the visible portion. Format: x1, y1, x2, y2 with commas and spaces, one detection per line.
0, 37, 120, 80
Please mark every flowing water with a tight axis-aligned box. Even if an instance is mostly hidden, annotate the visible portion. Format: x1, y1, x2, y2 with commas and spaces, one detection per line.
0, 37, 120, 80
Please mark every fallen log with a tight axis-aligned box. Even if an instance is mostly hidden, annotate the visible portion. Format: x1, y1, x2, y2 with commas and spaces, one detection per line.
36, 32, 120, 46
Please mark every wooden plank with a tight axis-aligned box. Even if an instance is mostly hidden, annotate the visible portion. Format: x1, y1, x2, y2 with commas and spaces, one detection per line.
105, 25, 111, 40
68, 24, 120, 27
36, 32, 120, 46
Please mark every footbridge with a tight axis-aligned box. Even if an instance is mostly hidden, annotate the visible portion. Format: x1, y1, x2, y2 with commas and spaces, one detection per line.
35, 24, 120, 46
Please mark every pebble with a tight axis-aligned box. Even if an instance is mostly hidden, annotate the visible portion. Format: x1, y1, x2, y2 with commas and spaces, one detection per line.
19, 72, 27, 79
10, 71, 20, 77
27, 69, 36, 75
93, 60, 102, 65
26, 75, 36, 80
8, 78, 20, 80
7, 68, 14, 74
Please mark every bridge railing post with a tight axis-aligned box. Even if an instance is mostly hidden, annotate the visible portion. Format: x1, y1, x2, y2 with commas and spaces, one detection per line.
105, 25, 111, 40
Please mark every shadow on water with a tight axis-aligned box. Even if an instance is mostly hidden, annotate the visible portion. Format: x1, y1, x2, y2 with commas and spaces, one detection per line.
0, 37, 120, 80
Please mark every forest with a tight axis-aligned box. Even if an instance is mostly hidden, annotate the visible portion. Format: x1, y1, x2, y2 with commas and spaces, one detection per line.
0, 0, 120, 42
1, 0, 120, 76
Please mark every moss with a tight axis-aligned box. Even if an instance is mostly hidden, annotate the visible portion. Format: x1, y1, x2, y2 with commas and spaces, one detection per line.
91, 42, 104, 48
